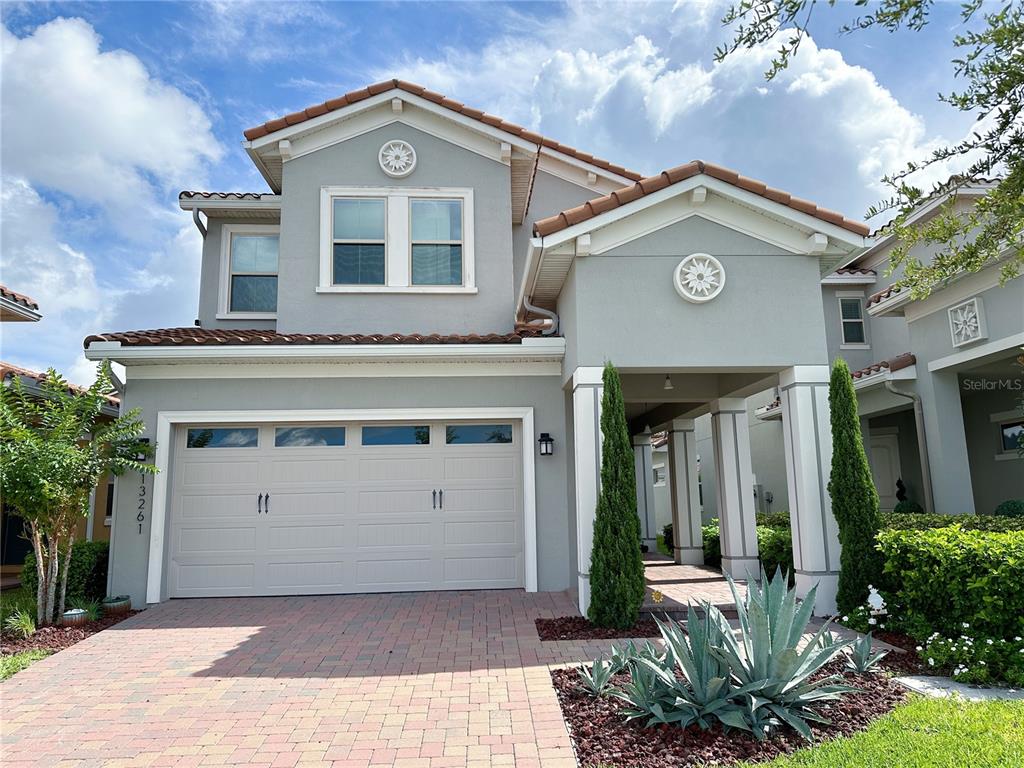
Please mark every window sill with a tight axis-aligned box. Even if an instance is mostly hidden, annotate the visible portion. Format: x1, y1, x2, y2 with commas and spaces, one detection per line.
315, 286, 478, 295
103, 518, 112, 527
216, 312, 277, 320
840, 343, 871, 350
994, 453, 1023, 462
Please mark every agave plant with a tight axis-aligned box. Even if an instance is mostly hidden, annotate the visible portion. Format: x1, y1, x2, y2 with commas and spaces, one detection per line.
845, 631, 887, 674
712, 569, 857, 740
577, 657, 617, 696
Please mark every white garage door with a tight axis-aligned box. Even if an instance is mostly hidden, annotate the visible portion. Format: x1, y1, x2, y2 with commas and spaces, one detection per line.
167, 421, 523, 597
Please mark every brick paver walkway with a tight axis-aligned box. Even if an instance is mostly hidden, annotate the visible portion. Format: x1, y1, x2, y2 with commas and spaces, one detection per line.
1, 591, 623, 768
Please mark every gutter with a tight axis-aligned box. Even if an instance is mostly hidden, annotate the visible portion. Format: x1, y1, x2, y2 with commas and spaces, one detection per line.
883, 380, 935, 515
191, 209, 207, 238
515, 235, 561, 334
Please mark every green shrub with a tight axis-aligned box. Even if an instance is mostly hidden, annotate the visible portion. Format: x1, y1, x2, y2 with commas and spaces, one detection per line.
876, 527, 1024, 639
701, 522, 794, 577
663, 523, 674, 550
702, 522, 722, 567
0, 586, 36, 626
893, 499, 924, 514
3, 607, 35, 639
22, 541, 109, 606
921, 633, 1024, 687
755, 511, 791, 529
993, 499, 1024, 518
827, 358, 882, 615
880, 512, 1024, 533
588, 363, 645, 628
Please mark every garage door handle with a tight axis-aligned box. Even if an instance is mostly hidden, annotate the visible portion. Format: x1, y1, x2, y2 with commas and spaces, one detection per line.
432, 489, 437, 509
257, 493, 263, 514
439, 489, 443, 509
265, 493, 270, 514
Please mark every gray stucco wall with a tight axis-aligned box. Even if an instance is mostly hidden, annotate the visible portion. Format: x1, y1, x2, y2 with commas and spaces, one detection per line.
109, 374, 570, 606
563, 218, 830, 371
821, 284, 911, 372
746, 391, 789, 515
276, 122, 515, 335
197, 217, 278, 331
961, 384, 1024, 515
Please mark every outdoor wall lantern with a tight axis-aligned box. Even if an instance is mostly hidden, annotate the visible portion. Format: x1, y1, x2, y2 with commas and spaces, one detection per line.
538, 433, 555, 456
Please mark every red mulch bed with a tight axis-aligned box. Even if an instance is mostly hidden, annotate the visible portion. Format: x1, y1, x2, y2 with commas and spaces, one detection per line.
1, 611, 138, 655
552, 661, 907, 767
537, 616, 661, 641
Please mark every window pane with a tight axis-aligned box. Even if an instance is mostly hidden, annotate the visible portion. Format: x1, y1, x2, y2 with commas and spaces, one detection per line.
231, 275, 277, 312
840, 298, 863, 320
275, 426, 346, 447
412, 244, 462, 285
445, 424, 513, 444
186, 428, 258, 448
411, 199, 462, 241
334, 198, 385, 240
230, 235, 279, 273
1002, 421, 1024, 452
333, 243, 385, 285
842, 321, 866, 344
362, 425, 430, 446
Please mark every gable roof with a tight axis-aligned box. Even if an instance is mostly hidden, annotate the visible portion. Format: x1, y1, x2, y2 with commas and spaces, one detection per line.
533, 161, 870, 238
243, 79, 643, 183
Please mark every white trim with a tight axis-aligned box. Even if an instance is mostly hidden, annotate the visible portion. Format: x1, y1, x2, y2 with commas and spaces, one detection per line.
990, 409, 1024, 423
145, 406, 539, 604
318, 186, 475, 292
125, 360, 563, 379
853, 364, 917, 391
866, 289, 911, 317
86, 337, 566, 365
218, 223, 280, 319
0, 295, 42, 321
779, 366, 831, 388
179, 196, 282, 213
821, 273, 877, 286
927, 332, 1024, 372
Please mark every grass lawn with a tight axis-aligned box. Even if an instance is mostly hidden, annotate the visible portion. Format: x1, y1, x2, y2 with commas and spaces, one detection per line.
745, 697, 1024, 767
0, 586, 35, 625
0, 649, 52, 681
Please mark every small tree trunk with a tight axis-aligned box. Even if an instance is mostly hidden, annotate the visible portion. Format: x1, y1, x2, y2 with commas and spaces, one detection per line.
57, 536, 74, 620
30, 523, 47, 627
44, 534, 60, 626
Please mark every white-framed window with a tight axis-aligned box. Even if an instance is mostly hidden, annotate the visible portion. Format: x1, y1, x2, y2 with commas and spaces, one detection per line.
991, 410, 1024, 460
837, 293, 868, 347
318, 186, 476, 293
218, 224, 280, 319
653, 464, 667, 487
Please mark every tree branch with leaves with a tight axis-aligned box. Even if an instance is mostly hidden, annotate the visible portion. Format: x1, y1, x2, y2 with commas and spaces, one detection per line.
718, 0, 1024, 297
0, 363, 156, 626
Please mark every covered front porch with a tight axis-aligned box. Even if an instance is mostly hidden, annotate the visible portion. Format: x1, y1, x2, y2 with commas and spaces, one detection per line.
570, 364, 841, 618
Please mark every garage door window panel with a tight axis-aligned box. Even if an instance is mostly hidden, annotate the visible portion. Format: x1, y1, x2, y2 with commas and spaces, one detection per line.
445, 424, 513, 444
186, 428, 259, 449
362, 425, 430, 446
274, 426, 347, 447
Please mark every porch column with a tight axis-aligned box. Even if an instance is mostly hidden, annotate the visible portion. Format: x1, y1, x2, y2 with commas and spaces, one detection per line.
572, 367, 604, 616
633, 432, 657, 550
918, 370, 975, 514
780, 366, 841, 616
668, 419, 703, 564
710, 399, 760, 579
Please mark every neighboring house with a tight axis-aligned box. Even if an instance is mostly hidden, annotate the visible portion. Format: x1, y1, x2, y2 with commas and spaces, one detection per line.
85, 79, 889, 616
697, 184, 1023, 520
0, 363, 120, 584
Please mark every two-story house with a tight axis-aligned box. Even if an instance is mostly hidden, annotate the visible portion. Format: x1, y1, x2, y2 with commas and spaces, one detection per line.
86, 80, 880, 616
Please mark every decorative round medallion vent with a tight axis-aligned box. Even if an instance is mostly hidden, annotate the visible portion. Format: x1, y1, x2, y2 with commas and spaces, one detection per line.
378, 139, 416, 177
673, 253, 725, 303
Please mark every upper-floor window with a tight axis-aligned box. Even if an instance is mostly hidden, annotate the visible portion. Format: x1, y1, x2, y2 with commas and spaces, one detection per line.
319, 187, 475, 294
219, 224, 279, 318
838, 295, 867, 347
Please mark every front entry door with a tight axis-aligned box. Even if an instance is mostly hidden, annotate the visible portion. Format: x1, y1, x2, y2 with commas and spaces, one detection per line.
868, 433, 902, 512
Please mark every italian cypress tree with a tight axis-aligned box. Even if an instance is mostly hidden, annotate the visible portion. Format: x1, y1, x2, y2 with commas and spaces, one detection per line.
827, 358, 882, 615
588, 362, 646, 628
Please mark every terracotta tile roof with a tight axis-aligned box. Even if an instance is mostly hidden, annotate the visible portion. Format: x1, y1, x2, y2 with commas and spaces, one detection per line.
763, 397, 782, 413
833, 268, 876, 276
532, 160, 870, 238
1, 361, 119, 405
866, 283, 905, 307
84, 326, 545, 348
651, 431, 668, 449
179, 191, 276, 201
850, 353, 916, 380
0, 284, 39, 311
243, 79, 643, 182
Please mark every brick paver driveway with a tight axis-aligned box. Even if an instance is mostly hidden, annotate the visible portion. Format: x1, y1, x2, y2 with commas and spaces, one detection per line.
2, 591, 617, 768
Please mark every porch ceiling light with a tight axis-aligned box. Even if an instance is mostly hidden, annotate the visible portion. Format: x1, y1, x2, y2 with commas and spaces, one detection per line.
538, 432, 555, 456
664, 375, 674, 391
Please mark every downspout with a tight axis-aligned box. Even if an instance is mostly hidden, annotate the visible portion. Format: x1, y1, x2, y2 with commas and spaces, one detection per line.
884, 380, 935, 514
191, 208, 207, 238
523, 296, 559, 336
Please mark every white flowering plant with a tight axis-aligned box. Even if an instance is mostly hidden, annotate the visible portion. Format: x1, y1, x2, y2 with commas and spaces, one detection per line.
921, 632, 1024, 686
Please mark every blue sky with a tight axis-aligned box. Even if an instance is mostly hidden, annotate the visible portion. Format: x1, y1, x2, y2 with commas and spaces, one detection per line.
0, 1, 982, 383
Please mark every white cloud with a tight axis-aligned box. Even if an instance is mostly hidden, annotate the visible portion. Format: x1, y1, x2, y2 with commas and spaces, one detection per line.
0, 17, 220, 382
0, 17, 222, 228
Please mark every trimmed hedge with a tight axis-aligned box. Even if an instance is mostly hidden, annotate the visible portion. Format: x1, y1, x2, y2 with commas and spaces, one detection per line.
876, 527, 1024, 639
756, 511, 1024, 533
22, 541, 109, 606
701, 522, 794, 579
994, 499, 1024, 517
